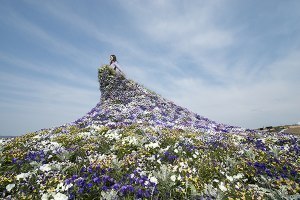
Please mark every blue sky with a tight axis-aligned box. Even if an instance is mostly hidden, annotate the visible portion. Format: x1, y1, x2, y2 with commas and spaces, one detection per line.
1, 0, 300, 136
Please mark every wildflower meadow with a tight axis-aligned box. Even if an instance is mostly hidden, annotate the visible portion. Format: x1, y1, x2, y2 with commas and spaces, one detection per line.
0, 66, 299, 199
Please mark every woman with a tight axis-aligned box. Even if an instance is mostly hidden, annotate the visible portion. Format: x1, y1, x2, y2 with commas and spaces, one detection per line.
109, 55, 125, 76
110, 55, 120, 70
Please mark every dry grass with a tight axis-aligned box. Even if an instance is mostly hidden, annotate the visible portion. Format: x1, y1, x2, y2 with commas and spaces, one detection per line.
284, 126, 300, 136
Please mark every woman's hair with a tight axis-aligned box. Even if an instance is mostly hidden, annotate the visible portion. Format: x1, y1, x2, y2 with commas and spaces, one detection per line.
110, 55, 117, 65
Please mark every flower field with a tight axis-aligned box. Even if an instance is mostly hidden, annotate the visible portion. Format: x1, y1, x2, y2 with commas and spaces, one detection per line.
0, 66, 299, 199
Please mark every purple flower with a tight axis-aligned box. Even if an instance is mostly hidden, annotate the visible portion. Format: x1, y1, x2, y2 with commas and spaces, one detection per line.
290, 170, 297, 177
72, 175, 78, 181
78, 188, 84, 194
93, 177, 100, 184
101, 169, 106, 174
95, 165, 101, 171
127, 185, 134, 193
255, 140, 267, 151
102, 175, 110, 183
137, 188, 143, 198
112, 183, 120, 190
87, 183, 93, 188
266, 169, 273, 177
65, 178, 72, 185
88, 166, 93, 173
120, 185, 127, 193
69, 193, 75, 200
144, 189, 151, 198
76, 178, 86, 187
138, 178, 144, 185
102, 185, 108, 191
80, 166, 86, 173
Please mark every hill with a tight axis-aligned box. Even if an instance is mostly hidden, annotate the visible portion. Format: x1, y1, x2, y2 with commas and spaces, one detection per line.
257, 125, 300, 137
0, 65, 299, 199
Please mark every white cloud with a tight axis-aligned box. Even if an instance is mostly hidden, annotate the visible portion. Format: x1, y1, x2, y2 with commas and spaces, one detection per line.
117, 0, 239, 82
164, 50, 300, 128
115, 0, 300, 128
0, 71, 99, 136
0, 53, 95, 87
1, 9, 99, 67
1, 0, 299, 135
24, 1, 150, 62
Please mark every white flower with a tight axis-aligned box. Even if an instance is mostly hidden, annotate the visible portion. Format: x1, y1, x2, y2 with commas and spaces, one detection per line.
56, 182, 64, 190
33, 135, 41, 139
140, 171, 146, 176
177, 174, 182, 181
170, 175, 177, 182
78, 132, 91, 138
226, 175, 234, 182
149, 176, 158, 184
192, 154, 197, 158
50, 142, 61, 150
0, 139, 6, 145
192, 168, 196, 173
56, 182, 72, 192
16, 172, 30, 180
41, 141, 48, 146
52, 192, 68, 200
101, 190, 118, 200
88, 154, 106, 163
41, 193, 50, 200
147, 155, 156, 161
145, 142, 160, 150
40, 164, 52, 172
159, 145, 170, 153
174, 149, 179, 153
6, 183, 15, 192
233, 173, 244, 180
235, 182, 241, 189
173, 165, 178, 172
105, 130, 121, 140
219, 182, 227, 192
284, 144, 289, 151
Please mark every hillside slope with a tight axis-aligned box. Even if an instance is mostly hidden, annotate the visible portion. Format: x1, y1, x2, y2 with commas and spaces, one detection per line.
75, 66, 251, 134
0, 65, 299, 199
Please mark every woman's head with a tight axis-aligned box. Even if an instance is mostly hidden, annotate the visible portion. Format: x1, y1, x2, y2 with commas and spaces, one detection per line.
110, 55, 117, 64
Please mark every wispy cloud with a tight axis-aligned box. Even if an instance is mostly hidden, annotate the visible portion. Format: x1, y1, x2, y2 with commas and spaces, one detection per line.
117, 0, 300, 128
24, 1, 150, 62
0, 70, 99, 135
0, 0, 299, 135
0, 9, 99, 68
117, 1, 240, 80
0, 53, 96, 88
